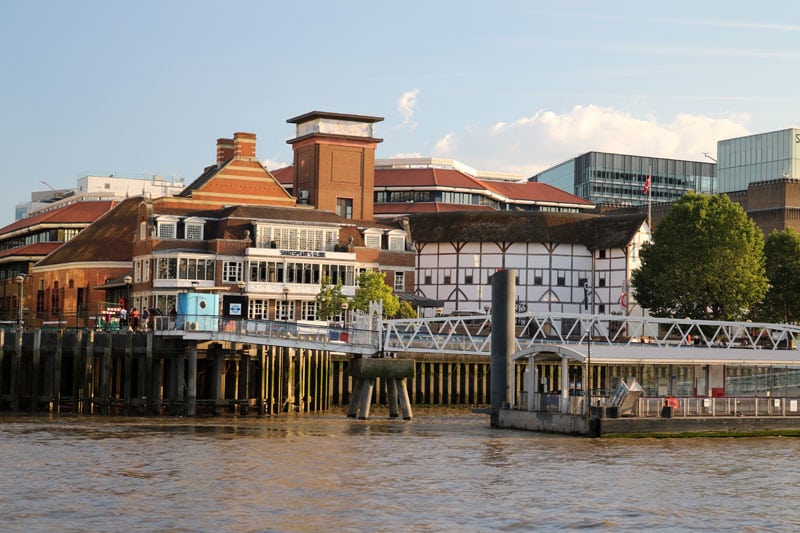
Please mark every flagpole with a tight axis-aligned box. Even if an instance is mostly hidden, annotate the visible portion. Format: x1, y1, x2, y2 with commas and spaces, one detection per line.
647, 165, 652, 231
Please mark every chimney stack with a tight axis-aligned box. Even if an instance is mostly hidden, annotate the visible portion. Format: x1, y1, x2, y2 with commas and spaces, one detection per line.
216, 138, 234, 166
234, 132, 257, 159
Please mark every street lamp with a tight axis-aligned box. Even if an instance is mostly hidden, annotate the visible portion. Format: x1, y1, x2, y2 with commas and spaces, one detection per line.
341, 301, 349, 328
123, 275, 132, 305
237, 280, 246, 294
15, 274, 24, 328
282, 286, 289, 322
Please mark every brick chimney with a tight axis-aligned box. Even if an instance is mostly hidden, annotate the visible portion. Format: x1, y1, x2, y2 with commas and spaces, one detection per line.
234, 132, 257, 159
216, 138, 234, 166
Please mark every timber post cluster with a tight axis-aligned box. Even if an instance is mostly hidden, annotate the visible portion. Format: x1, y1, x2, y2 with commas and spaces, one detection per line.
0, 328, 493, 415
347, 358, 415, 420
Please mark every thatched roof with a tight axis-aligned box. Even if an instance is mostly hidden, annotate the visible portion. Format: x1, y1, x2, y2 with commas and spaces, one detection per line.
407, 211, 645, 249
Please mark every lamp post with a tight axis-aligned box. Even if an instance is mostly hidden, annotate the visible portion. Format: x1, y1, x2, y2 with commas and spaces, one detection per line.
237, 280, 246, 294
341, 301, 349, 329
282, 286, 289, 322
15, 274, 24, 328
123, 275, 132, 305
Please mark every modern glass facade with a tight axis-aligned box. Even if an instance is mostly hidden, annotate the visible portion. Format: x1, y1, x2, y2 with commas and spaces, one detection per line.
531, 152, 716, 206
716, 128, 800, 193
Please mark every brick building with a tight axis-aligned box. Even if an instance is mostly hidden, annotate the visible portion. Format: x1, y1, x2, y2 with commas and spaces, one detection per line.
29, 113, 414, 328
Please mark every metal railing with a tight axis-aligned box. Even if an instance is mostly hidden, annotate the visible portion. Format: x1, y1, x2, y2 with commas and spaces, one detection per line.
151, 314, 381, 353
383, 312, 800, 355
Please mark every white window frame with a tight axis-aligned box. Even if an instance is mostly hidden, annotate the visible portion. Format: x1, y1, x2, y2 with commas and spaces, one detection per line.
156, 215, 179, 239
363, 228, 382, 249
387, 230, 405, 251
222, 260, 243, 282
184, 217, 205, 241
394, 271, 405, 292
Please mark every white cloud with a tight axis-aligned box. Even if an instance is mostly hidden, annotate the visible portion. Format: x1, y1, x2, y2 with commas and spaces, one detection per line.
262, 158, 290, 170
433, 132, 456, 155
397, 88, 420, 130
446, 105, 750, 176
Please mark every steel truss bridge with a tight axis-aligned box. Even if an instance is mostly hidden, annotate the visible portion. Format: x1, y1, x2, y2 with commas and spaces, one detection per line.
154, 312, 800, 365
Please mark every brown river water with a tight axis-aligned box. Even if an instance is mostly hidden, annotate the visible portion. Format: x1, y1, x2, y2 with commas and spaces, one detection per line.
1, 409, 798, 532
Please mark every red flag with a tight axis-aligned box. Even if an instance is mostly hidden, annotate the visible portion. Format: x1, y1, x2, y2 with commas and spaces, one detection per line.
642, 174, 651, 195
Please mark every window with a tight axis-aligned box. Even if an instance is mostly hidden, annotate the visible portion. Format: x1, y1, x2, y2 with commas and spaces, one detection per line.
598, 278, 606, 287
223, 261, 243, 282
578, 277, 587, 287
336, 198, 353, 219
557, 275, 566, 286
599, 304, 606, 313
533, 275, 543, 285
363, 228, 382, 249
443, 275, 451, 284
598, 249, 607, 259
388, 232, 405, 251
301, 301, 319, 321
276, 299, 294, 321
157, 221, 177, 239
139, 221, 148, 240
424, 274, 432, 285
185, 223, 203, 240
464, 274, 473, 285
394, 272, 405, 292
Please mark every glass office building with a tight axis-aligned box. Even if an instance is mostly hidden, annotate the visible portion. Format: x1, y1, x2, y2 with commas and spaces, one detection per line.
530, 152, 716, 206
716, 128, 800, 193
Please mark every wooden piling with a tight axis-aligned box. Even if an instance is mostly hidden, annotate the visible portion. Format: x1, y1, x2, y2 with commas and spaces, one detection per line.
187, 342, 198, 417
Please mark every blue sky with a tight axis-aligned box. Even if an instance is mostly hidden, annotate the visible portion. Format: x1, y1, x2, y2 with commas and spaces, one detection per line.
1, 1, 799, 223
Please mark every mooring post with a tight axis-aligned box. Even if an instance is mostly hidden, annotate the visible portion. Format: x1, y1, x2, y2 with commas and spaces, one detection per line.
490, 269, 516, 426
187, 342, 198, 417
30, 329, 41, 412
238, 348, 250, 416
10, 328, 22, 412
123, 334, 133, 415
53, 331, 63, 413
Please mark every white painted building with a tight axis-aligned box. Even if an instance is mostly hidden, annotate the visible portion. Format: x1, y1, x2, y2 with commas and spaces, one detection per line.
406, 211, 650, 321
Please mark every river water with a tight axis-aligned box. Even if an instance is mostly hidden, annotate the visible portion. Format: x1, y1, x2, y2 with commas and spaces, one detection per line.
1, 410, 798, 532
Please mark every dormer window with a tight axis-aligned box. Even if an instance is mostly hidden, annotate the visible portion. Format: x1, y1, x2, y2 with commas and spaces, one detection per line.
387, 230, 406, 251
363, 228, 382, 249
184, 217, 205, 241
156, 216, 179, 239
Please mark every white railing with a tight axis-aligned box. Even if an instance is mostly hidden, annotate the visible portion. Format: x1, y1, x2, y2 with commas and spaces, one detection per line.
383, 312, 800, 355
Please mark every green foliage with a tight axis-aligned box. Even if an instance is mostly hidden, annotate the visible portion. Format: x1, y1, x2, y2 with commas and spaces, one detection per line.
352, 270, 400, 318
314, 277, 348, 321
758, 228, 800, 323
631, 192, 768, 320
395, 299, 417, 319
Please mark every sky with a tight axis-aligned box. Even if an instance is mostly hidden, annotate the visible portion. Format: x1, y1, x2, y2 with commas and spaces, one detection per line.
1, 0, 799, 223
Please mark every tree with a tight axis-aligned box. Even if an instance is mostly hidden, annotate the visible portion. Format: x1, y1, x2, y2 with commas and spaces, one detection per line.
352, 270, 400, 318
631, 192, 768, 320
758, 228, 800, 323
395, 299, 417, 319
314, 277, 348, 321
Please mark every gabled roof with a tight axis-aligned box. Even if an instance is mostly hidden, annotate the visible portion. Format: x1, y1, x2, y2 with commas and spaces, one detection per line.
375, 167, 486, 190
407, 211, 646, 249
0, 242, 62, 260
35, 197, 142, 267
481, 181, 593, 207
0, 200, 117, 237
178, 158, 294, 207
375, 203, 493, 215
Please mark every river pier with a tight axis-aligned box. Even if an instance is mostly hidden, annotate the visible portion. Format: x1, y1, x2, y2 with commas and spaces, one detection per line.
0, 328, 492, 416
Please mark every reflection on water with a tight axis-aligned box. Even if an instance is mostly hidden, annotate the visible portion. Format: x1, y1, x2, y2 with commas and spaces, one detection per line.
1, 410, 799, 532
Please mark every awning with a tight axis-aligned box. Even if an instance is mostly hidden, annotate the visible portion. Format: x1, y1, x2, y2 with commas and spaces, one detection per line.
398, 293, 444, 308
